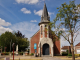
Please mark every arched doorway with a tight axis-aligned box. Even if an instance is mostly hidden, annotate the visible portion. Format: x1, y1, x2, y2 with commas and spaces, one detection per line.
42, 43, 49, 55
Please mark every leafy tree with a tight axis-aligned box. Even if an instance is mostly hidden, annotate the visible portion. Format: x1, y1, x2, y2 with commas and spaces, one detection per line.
15, 30, 25, 38
50, 1, 80, 60
0, 31, 29, 52
0, 31, 17, 52
15, 30, 29, 51
16, 37, 29, 51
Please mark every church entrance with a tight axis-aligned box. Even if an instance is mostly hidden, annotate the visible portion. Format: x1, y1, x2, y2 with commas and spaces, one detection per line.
42, 43, 49, 55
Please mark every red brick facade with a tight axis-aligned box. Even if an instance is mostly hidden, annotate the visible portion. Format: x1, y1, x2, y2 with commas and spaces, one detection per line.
54, 40, 60, 55
30, 30, 60, 55
30, 3, 60, 56
30, 30, 40, 53
45, 28, 47, 38
49, 31, 60, 55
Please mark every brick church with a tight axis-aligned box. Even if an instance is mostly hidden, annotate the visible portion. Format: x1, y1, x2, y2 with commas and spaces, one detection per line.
30, 3, 61, 57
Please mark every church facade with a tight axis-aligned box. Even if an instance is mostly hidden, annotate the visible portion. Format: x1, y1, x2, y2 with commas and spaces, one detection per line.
30, 3, 61, 57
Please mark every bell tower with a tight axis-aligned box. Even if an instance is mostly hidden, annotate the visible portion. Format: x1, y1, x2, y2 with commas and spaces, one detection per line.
39, 3, 50, 39
38, 3, 54, 57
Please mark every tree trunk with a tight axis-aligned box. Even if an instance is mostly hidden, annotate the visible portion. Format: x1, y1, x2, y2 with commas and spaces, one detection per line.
71, 33, 75, 60
71, 44, 75, 60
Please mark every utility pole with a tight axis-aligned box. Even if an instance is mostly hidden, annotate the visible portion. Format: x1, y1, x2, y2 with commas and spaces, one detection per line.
12, 43, 15, 60
10, 39, 12, 52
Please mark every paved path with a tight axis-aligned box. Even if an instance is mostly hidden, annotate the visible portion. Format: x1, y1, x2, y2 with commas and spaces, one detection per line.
0, 55, 80, 60
42, 56, 80, 60
42, 57, 63, 60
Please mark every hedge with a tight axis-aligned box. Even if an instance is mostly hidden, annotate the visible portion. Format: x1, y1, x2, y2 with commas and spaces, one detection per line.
62, 52, 68, 56
1, 52, 9, 55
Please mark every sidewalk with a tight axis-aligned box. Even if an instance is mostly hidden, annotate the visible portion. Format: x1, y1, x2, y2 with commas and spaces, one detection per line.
55, 56, 80, 60
0, 55, 42, 60
10, 55, 42, 59
0, 55, 80, 60
61, 57, 80, 60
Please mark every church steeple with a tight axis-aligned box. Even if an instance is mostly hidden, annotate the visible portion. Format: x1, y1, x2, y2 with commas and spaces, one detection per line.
39, 3, 50, 25
42, 3, 49, 18
39, 3, 50, 38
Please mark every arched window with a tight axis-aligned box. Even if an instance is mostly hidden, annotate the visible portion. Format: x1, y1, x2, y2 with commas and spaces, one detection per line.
45, 25, 47, 27
41, 26, 42, 35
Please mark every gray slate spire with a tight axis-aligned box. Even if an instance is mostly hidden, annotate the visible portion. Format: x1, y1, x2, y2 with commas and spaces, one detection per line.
42, 3, 49, 18
39, 3, 50, 25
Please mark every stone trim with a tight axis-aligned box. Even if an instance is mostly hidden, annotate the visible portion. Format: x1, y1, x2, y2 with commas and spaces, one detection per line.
38, 37, 54, 57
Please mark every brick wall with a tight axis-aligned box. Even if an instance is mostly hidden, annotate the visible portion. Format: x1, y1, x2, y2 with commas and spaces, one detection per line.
45, 28, 47, 38
30, 30, 60, 55
30, 30, 40, 54
49, 32, 60, 55
54, 40, 60, 55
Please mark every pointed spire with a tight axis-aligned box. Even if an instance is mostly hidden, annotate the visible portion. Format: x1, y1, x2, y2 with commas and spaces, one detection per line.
39, 3, 50, 25
42, 3, 49, 17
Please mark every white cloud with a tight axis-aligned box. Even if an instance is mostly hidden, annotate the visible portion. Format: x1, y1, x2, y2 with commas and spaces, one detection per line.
0, 18, 11, 26
34, 9, 43, 16
15, 0, 39, 4
31, 20, 37, 22
21, 8, 31, 14
10, 22, 39, 38
0, 26, 12, 34
48, 12, 54, 15
34, 9, 54, 16
0, 18, 12, 34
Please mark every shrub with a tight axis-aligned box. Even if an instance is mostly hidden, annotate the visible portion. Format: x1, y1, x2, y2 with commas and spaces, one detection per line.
12, 53, 16, 55
1, 53, 4, 55
11, 52, 16, 55
66, 50, 68, 53
75, 54, 80, 57
62, 52, 68, 56
1, 52, 9, 55
30, 53, 34, 56
79, 54, 80, 57
68, 54, 72, 56
19, 52, 23, 55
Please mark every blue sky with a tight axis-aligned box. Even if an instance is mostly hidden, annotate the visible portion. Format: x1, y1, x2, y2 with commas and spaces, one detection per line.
0, 0, 80, 46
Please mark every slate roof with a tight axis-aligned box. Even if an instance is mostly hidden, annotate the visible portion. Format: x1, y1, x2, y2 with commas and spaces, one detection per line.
75, 42, 80, 46
61, 46, 70, 49
39, 3, 50, 25
42, 3, 49, 18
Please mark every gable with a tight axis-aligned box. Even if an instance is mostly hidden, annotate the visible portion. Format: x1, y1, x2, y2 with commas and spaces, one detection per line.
31, 30, 40, 38
76, 43, 80, 46
30, 30, 40, 53
61, 46, 70, 50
